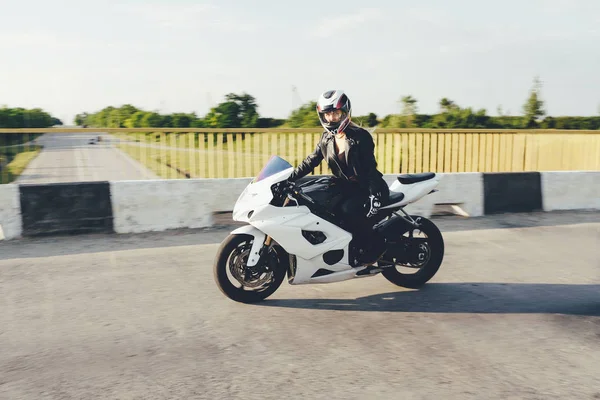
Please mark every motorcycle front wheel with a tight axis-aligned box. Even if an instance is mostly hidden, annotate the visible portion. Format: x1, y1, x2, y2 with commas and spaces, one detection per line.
213, 233, 288, 304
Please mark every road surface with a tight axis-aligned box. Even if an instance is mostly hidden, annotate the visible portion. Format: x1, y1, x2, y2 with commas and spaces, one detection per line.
1, 211, 599, 399
15, 133, 158, 184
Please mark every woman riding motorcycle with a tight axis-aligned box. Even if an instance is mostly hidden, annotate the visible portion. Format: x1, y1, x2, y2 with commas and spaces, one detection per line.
284, 89, 389, 267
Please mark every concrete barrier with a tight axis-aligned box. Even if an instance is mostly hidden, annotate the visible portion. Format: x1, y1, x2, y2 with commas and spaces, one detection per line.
541, 171, 600, 212
110, 179, 217, 234
1, 171, 598, 240
202, 178, 253, 212
0, 184, 22, 240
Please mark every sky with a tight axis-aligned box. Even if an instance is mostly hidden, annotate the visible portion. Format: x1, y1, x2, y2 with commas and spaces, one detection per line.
1, 0, 599, 124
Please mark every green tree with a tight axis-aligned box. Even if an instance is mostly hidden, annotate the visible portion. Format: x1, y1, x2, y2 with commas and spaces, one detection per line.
287, 101, 321, 127
171, 113, 194, 128
108, 109, 122, 127
353, 112, 379, 127
140, 112, 163, 127
202, 93, 261, 128
74, 113, 88, 126
225, 93, 259, 128
523, 76, 546, 128
384, 95, 418, 128
205, 101, 241, 128
401, 95, 418, 116
113, 104, 140, 127
366, 112, 378, 127
427, 100, 491, 129
0, 106, 57, 128
125, 111, 146, 128
439, 98, 458, 113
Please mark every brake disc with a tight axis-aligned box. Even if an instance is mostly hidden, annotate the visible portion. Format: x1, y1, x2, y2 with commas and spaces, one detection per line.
229, 245, 273, 289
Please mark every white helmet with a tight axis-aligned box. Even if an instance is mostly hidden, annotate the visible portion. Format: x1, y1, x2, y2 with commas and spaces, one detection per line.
316, 90, 352, 135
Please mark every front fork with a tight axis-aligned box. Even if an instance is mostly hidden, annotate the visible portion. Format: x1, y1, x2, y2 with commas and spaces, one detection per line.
245, 196, 291, 268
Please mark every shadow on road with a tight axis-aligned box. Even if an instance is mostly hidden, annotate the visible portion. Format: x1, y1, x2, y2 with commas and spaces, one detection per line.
427, 210, 600, 232
257, 282, 600, 317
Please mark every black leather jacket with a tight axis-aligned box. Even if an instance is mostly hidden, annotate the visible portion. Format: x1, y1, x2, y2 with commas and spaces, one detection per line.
288, 124, 386, 197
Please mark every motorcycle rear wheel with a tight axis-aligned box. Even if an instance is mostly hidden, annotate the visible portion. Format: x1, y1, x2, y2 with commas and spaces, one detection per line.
379, 216, 445, 289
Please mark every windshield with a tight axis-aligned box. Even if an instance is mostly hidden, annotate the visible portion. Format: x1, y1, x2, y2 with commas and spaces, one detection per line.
253, 155, 293, 183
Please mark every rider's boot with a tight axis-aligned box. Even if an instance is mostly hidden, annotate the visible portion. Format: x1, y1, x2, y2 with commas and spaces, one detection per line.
351, 231, 386, 268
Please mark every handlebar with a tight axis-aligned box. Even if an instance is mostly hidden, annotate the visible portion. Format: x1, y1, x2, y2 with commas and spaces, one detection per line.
274, 180, 338, 222
272, 180, 315, 205
295, 189, 315, 204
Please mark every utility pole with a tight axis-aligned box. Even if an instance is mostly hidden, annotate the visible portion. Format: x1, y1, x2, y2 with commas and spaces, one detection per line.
207, 92, 215, 110
291, 85, 302, 110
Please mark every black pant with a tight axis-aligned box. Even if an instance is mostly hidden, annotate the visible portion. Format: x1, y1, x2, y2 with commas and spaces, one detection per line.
332, 178, 389, 247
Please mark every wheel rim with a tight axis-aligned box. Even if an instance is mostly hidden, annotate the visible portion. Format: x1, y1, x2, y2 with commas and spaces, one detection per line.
379, 227, 434, 275
226, 239, 277, 292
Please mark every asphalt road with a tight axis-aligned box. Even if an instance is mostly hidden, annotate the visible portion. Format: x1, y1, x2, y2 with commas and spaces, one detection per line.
1, 211, 599, 399
15, 133, 159, 184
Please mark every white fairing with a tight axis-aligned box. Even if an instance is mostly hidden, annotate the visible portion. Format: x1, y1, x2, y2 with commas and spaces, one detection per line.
228, 156, 440, 285
230, 225, 266, 267
254, 204, 357, 284
232, 167, 293, 223
230, 164, 369, 284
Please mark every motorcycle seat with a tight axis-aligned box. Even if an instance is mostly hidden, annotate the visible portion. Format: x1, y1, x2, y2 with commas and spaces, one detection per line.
397, 172, 436, 184
387, 191, 405, 205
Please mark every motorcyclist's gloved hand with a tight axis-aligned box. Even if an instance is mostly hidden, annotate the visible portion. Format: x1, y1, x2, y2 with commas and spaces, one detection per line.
272, 180, 295, 197
366, 194, 382, 218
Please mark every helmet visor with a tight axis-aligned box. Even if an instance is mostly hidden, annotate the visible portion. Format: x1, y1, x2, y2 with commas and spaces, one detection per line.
322, 109, 343, 123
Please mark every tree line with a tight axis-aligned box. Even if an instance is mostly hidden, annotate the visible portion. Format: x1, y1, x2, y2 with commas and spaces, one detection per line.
3, 77, 599, 130
0, 106, 62, 128
73, 77, 600, 130
381, 78, 600, 130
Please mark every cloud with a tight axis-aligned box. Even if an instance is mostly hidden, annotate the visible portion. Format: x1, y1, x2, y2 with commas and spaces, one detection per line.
313, 8, 383, 38
115, 3, 257, 32
404, 6, 447, 25
0, 31, 82, 50
540, 0, 579, 14
116, 3, 216, 27
0, 30, 138, 54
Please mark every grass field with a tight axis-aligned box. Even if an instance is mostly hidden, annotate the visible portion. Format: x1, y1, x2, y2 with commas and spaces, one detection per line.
0, 145, 43, 183
115, 131, 332, 178
108, 130, 600, 179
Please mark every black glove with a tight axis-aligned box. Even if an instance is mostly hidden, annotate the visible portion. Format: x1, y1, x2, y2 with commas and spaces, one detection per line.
366, 194, 382, 218
272, 180, 295, 198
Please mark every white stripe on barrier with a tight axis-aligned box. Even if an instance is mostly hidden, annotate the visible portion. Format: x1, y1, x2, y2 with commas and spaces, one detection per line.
0, 184, 22, 240
541, 171, 600, 212
110, 179, 216, 234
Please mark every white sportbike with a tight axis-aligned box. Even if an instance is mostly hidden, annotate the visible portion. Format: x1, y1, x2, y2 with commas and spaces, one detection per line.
213, 155, 445, 304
